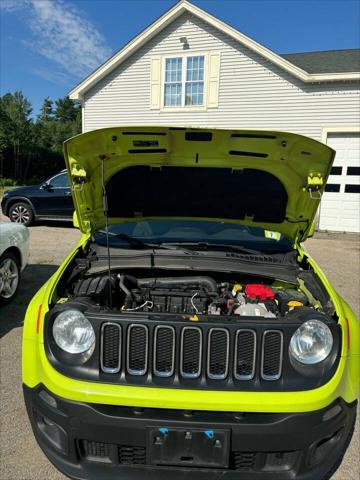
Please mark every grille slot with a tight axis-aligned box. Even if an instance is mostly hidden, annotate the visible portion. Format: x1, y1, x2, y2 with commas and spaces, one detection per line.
101, 323, 121, 373
261, 330, 283, 380
118, 445, 146, 465
231, 452, 257, 471
153, 325, 175, 377
207, 328, 229, 379
180, 327, 202, 378
127, 324, 148, 375
234, 329, 256, 380
81, 440, 111, 460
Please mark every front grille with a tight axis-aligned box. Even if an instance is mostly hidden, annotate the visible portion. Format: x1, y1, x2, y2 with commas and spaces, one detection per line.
100, 322, 285, 387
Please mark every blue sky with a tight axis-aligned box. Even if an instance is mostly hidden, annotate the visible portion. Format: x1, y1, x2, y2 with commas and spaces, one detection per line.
1, 0, 359, 115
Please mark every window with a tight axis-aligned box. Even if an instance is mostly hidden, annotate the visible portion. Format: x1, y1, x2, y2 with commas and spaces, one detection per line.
164, 55, 205, 107
50, 173, 69, 188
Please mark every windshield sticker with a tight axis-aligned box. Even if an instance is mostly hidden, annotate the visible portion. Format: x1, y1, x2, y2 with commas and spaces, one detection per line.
264, 230, 281, 241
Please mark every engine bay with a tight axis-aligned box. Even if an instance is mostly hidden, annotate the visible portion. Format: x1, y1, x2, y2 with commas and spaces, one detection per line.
68, 269, 325, 319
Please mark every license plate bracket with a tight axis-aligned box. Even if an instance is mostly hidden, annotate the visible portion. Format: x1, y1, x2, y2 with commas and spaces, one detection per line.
148, 427, 230, 468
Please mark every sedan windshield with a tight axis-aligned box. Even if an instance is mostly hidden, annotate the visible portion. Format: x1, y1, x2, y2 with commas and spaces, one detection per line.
93, 220, 293, 253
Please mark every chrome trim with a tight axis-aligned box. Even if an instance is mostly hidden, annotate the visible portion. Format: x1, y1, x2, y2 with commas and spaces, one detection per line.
180, 327, 202, 379
207, 328, 230, 380
100, 322, 121, 374
126, 324, 149, 376
153, 325, 175, 377
261, 330, 283, 381
234, 329, 256, 380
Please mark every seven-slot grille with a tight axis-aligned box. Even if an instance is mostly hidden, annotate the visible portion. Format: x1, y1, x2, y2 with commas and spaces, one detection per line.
100, 323, 284, 383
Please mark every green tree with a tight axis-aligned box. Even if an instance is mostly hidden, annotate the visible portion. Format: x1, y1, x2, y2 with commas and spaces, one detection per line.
38, 96, 54, 122
54, 96, 80, 122
0, 91, 33, 178
0, 91, 82, 182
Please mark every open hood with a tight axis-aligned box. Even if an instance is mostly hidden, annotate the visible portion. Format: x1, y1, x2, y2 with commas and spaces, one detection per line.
63, 126, 335, 243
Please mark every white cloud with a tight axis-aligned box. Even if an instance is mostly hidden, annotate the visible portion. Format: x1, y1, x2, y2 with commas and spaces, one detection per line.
2, 0, 111, 79
31, 67, 73, 86
0, 0, 28, 12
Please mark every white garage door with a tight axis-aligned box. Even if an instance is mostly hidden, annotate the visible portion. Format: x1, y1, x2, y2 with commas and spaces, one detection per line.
319, 132, 360, 233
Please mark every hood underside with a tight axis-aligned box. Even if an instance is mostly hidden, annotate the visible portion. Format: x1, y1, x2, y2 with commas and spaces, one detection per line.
63, 126, 335, 242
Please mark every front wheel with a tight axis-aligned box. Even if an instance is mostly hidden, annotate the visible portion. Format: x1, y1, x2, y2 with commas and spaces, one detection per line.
9, 202, 34, 226
0, 252, 20, 304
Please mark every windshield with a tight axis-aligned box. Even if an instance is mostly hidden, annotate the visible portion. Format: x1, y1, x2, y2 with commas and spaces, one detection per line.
93, 220, 293, 253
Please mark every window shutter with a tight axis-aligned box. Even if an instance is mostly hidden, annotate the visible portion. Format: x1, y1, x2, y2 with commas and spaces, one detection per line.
150, 57, 161, 109
207, 52, 221, 108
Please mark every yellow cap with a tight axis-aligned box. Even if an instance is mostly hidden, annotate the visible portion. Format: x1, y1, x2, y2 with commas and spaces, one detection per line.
232, 284, 242, 296
288, 300, 304, 308
189, 315, 199, 322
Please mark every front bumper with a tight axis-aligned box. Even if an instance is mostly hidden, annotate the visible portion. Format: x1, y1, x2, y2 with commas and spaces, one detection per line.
24, 384, 356, 480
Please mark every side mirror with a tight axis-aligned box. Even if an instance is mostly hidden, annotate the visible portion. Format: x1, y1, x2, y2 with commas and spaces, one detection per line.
73, 211, 80, 229
41, 183, 52, 191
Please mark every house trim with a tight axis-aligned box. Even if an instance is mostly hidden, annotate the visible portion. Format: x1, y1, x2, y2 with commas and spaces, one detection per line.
69, 0, 360, 100
158, 51, 213, 111
321, 126, 360, 144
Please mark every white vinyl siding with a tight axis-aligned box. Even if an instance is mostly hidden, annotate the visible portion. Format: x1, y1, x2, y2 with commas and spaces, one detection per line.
83, 12, 360, 144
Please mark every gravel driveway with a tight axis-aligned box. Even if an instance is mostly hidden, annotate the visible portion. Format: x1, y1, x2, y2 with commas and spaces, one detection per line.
0, 220, 359, 480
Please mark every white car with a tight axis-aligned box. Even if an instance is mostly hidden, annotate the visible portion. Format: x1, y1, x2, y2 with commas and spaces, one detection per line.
0, 221, 29, 304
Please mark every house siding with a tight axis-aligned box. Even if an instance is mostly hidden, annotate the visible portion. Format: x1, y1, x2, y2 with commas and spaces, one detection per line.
83, 13, 360, 141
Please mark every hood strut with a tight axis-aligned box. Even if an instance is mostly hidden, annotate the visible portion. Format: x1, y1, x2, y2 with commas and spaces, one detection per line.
101, 155, 113, 309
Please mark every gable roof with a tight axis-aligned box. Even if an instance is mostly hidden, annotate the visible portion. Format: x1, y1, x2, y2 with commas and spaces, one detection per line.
281, 49, 360, 74
69, 0, 360, 100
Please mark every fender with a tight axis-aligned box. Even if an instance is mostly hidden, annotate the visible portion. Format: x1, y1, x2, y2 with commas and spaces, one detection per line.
3, 196, 37, 217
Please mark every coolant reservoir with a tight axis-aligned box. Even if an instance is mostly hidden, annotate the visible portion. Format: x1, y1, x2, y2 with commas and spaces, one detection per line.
234, 303, 276, 318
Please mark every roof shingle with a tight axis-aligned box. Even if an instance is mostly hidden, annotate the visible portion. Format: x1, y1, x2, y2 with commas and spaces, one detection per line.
281, 49, 360, 74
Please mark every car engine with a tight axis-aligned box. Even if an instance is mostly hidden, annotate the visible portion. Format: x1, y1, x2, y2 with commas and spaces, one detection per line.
71, 272, 311, 318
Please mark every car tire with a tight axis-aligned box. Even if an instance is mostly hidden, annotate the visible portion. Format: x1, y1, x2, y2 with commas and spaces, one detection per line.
9, 202, 34, 226
0, 251, 21, 305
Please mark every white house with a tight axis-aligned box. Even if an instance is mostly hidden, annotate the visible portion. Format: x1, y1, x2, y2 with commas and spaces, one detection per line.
69, 0, 360, 233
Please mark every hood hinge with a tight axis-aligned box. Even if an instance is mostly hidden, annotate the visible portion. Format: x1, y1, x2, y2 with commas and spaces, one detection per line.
305, 172, 323, 199
71, 164, 87, 189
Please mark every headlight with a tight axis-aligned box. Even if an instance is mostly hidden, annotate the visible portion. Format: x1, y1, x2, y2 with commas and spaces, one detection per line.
53, 310, 95, 354
289, 319, 333, 365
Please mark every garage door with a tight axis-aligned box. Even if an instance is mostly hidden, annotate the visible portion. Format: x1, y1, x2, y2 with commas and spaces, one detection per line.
319, 132, 360, 233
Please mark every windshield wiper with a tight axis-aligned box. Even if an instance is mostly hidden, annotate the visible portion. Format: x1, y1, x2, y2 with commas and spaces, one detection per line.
161, 242, 262, 255
95, 231, 193, 253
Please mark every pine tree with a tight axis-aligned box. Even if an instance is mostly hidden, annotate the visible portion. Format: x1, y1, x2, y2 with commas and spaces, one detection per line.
38, 97, 54, 122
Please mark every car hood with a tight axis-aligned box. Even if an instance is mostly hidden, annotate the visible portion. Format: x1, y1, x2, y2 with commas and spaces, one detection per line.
3, 185, 40, 197
63, 126, 335, 243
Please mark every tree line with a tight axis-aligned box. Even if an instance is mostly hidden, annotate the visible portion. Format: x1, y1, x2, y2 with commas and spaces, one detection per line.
0, 91, 81, 184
